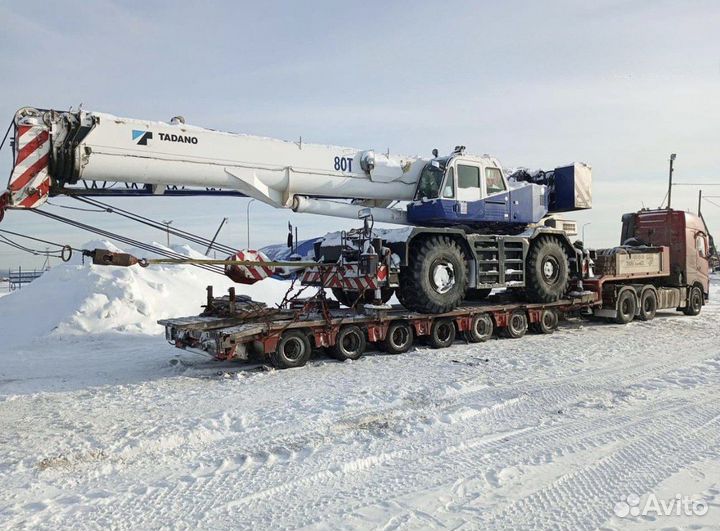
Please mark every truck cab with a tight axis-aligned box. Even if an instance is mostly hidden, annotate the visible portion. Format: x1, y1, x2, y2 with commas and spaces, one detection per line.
621, 209, 710, 297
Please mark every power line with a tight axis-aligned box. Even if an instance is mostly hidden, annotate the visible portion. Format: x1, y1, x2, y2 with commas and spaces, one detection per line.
673, 183, 720, 186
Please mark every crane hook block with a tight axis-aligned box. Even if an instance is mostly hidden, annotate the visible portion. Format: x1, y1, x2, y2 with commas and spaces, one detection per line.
90, 249, 139, 267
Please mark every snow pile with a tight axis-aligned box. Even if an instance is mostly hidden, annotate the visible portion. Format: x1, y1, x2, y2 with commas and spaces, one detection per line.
0, 241, 298, 347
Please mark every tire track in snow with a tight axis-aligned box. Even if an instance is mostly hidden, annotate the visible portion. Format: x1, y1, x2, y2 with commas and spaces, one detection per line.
64, 349, 720, 530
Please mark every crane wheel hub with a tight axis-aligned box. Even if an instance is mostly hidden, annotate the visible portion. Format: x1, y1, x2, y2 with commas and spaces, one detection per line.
431, 261, 455, 294
542, 256, 560, 283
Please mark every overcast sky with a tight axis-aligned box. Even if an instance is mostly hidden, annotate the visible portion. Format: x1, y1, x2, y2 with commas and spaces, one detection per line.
1, 0, 719, 269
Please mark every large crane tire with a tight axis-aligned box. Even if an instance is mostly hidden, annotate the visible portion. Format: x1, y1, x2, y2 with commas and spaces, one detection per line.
525, 236, 570, 303
398, 236, 468, 314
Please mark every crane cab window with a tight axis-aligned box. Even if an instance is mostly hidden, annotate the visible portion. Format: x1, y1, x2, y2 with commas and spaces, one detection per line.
457, 165, 480, 189
485, 167, 505, 194
442, 167, 455, 198
456, 164, 482, 202
416, 165, 443, 199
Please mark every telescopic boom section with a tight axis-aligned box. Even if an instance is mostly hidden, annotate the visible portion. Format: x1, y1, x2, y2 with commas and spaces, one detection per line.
2, 107, 426, 223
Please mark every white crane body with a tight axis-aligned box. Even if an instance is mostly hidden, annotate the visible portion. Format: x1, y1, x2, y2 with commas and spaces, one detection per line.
5, 108, 431, 219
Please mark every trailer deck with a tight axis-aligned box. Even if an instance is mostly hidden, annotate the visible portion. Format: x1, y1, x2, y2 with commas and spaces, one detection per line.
159, 289, 599, 364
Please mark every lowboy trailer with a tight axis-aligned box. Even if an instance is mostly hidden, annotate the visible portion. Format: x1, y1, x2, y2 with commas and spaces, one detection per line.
159, 209, 709, 369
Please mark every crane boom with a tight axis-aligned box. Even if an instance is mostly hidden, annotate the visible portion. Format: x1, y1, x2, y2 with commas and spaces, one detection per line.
3, 107, 429, 223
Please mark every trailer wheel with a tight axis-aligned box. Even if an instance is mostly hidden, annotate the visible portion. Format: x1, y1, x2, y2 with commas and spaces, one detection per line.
502, 310, 528, 338
463, 313, 494, 342
614, 290, 637, 324
330, 325, 367, 361
638, 290, 657, 321
530, 309, 559, 334
400, 236, 468, 314
427, 318, 456, 349
525, 236, 570, 303
381, 321, 414, 354
270, 330, 312, 369
683, 286, 703, 316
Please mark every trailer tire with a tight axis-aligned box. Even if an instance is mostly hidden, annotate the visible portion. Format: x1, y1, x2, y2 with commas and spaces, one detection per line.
683, 286, 703, 316
427, 318, 456, 349
400, 236, 468, 314
525, 236, 570, 303
271, 330, 312, 369
330, 325, 367, 361
614, 290, 637, 324
463, 313, 494, 342
381, 321, 414, 354
638, 289, 657, 321
530, 308, 559, 334
502, 310, 528, 338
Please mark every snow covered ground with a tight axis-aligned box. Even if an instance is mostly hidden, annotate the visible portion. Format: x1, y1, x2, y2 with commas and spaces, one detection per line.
0, 254, 718, 530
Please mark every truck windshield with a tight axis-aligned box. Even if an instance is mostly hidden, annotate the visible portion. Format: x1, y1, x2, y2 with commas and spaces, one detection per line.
415, 160, 448, 200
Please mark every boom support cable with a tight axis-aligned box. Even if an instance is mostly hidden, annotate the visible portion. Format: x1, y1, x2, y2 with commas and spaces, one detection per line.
0, 228, 76, 260
31, 209, 227, 275
70, 196, 240, 256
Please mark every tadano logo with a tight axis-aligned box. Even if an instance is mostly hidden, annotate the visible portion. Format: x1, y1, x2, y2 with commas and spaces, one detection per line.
132, 130, 153, 146
132, 129, 198, 146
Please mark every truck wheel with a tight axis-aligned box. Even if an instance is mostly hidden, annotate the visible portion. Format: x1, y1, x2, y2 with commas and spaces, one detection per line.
525, 237, 570, 303
463, 313, 494, 342
466, 288, 492, 301
683, 286, 703, 316
614, 290, 637, 324
399, 236, 468, 314
638, 290, 657, 321
381, 321, 414, 354
330, 325, 367, 361
530, 308, 559, 334
502, 310, 528, 338
427, 318, 456, 348
270, 330, 312, 369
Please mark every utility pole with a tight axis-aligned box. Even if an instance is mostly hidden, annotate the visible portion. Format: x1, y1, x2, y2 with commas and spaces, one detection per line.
205, 217, 228, 256
246, 199, 256, 248
582, 222, 591, 243
698, 189, 702, 216
162, 220, 173, 247
666, 153, 676, 209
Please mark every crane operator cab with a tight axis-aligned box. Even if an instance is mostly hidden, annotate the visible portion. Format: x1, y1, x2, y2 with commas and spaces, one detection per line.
407, 147, 548, 230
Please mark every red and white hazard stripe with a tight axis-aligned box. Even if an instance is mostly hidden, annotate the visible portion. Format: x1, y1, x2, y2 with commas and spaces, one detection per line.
7, 124, 52, 209
224, 250, 275, 285
301, 264, 381, 291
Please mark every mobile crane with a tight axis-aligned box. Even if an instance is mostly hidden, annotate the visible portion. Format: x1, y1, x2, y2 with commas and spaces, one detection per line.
1, 106, 593, 313
0, 107, 710, 371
